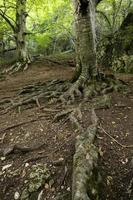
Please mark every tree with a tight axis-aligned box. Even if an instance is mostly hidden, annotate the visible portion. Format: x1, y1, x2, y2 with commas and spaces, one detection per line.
61, 0, 99, 102
73, 0, 97, 80
15, 0, 31, 69
0, 0, 30, 71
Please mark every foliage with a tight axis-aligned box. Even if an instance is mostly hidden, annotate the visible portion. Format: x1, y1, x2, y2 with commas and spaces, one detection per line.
97, 0, 133, 36
96, 0, 133, 72
0, 0, 73, 54
0, 0, 133, 73
112, 54, 133, 73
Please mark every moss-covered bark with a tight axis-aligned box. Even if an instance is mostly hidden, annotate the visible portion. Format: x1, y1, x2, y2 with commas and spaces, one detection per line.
72, 110, 100, 200
15, 0, 30, 67
72, 0, 98, 82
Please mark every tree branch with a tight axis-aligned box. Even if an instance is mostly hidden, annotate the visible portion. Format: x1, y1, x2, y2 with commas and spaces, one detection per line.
0, 9, 15, 32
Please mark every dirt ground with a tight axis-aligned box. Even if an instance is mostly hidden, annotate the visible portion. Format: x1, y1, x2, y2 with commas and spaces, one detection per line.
0, 60, 133, 200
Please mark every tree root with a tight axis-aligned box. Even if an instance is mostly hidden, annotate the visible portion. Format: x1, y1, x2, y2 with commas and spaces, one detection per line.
3, 54, 31, 74
0, 74, 127, 114
72, 109, 101, 200
4, 61, 28, 74
0, 141, 46, 156
0, 79, 70, 115
59, 73, 127, 104
99, 125, 133, 148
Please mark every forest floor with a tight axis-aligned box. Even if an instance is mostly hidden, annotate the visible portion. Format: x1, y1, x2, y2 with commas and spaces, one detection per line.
0, 58, 133, 200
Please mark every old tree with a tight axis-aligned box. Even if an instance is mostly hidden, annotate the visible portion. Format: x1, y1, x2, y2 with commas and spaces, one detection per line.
0, 0, 30, 71
61, 0, 119, 103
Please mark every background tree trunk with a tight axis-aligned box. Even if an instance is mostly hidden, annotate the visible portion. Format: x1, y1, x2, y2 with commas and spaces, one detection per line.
98, 12, 133, 73
15, 0, 30, 65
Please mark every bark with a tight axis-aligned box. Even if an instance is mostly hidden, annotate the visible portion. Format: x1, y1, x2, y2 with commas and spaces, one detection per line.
0, 41, 5, 55
72, 0, 98, 82
0, 32, 5, 55
15, 0, 30, 65
0, 1, 30, 68
72, 110, 100, 200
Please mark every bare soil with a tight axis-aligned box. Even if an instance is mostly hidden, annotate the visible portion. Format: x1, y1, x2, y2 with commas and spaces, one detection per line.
0, 60, 133, 200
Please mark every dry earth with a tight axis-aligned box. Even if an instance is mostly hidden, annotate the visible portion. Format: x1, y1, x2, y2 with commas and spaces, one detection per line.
0, 60, 133, 200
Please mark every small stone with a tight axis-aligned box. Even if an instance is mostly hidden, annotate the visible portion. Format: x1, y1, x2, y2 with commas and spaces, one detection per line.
45, 183, 49, 189
59, 157, 64, 161
61, 186, 64, 189
24, 180, 28, 184
25, 163, 29, 168
112, 121, 116, 124
125, 132, 130, 136
67, 187, 71, 192
14, 191, 20, 199
1, 157, 6, 161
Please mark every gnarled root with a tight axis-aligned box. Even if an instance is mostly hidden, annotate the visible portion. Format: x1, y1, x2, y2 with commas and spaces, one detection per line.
59, 78, 84, 104
60, 73, 127, 104
72, 110, 101, 200
3, 55, 31, 74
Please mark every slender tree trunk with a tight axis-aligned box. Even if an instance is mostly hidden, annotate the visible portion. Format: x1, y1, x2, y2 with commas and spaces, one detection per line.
72, 0, 98, 82
0, 32, 5, 55
15, 0, 30, 66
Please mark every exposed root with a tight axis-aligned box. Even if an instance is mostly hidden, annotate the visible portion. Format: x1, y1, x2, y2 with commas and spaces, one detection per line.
53, 108, 74, 122
0, 141, 46, 156
4, 61, 28, 74
59, 73, 127, 104
3, 54, 31, 74
127, 177, 133, 199
72, 109, 101, 200
0, 73, 127, 114
59, 79, 83, 104
99, 125, 133, 148
0, 79, 70, 115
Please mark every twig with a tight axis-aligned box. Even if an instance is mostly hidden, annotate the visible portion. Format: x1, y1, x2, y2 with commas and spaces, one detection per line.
99, 125, 133, 148
37, 190, 44, 200
0, 132, 7, 143
58, 165, 68, 189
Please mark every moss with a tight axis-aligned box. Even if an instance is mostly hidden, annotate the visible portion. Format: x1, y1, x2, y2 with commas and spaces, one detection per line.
21, 164, 50, 200
112, 54, 133, 73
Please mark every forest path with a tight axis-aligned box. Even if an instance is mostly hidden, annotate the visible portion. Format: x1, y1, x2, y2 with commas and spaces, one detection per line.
0, 61, 133, 200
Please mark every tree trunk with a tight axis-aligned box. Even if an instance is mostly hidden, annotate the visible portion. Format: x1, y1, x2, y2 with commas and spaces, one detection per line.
98, 12, 133, 72
15, 0, 30, 67
0, 32, 5, 55
72, 0, 98, 82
